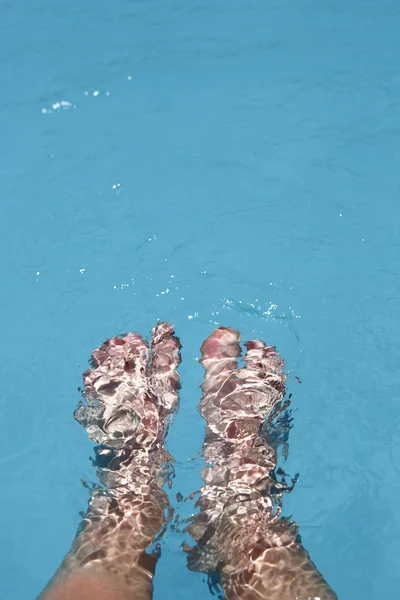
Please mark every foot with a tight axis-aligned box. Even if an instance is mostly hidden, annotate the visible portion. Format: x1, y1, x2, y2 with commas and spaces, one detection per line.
75, 321, 181, 489
186, 327, 337, 600
40, 322, 181, 600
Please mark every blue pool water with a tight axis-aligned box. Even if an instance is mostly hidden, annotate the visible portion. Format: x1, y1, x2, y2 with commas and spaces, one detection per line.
1, 1, 400, 598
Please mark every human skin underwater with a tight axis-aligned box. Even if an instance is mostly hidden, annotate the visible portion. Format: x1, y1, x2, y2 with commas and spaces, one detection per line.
38, 323, 337, 600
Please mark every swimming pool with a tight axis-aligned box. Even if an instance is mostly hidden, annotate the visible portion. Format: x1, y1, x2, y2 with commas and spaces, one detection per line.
1, 1, 399, 598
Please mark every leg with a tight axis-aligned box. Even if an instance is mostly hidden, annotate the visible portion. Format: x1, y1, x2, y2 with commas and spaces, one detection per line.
39, 322, 181, 600
186, 327, 337, 600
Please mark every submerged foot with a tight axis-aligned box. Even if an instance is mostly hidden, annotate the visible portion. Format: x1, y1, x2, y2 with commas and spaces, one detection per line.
186, 327, 337, 600
40, 322, 181, 600
75, 321, 181, 489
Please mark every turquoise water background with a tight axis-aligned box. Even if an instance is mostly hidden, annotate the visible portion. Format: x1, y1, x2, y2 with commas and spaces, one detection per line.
1, 1, 400, 599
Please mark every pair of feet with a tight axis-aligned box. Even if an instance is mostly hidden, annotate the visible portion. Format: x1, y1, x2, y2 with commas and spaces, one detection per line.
40, 323, 337, 600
